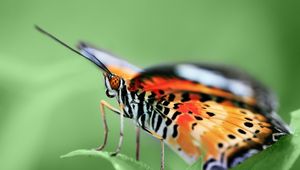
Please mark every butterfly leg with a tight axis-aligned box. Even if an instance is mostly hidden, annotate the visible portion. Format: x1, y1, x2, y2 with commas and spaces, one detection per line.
135, 126, 140, 161
96, 100, 121, 151
110, 104, 125, 156
161, 139, 165, 170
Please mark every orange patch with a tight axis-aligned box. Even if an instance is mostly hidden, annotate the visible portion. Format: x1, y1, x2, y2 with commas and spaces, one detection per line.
176, 125, 201, 157
176, 114, 194, 128
190, 94, 200, 100
137, 77, 256, 105
201, 132, 219, 160
177, 102, 201, 114
108, 65, 138, 79
220, 100, 235, 107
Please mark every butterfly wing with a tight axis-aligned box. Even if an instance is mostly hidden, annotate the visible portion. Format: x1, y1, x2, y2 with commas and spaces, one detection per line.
78, 42, 142, 79
128, 63, 289, 169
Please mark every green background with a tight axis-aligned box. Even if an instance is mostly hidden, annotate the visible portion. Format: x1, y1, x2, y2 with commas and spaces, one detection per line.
0, 0, 300, 170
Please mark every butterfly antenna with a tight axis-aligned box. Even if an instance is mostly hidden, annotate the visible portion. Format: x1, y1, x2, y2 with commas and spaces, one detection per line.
35, 25, 112, 75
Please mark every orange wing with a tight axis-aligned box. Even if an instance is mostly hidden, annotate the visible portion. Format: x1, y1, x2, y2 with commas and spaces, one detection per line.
128, 64, 289, 169
155, 94, 275, 169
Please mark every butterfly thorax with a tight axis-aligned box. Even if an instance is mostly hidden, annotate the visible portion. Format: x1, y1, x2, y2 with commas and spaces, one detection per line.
117, 82, 170, 139
114, 83, 151, 123
121, 87, 180, 141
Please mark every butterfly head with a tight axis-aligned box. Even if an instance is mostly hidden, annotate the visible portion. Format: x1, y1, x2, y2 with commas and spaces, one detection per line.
104, 73, 125, 98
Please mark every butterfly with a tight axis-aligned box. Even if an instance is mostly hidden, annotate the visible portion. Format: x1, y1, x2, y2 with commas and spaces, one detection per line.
36, 26, 290, 170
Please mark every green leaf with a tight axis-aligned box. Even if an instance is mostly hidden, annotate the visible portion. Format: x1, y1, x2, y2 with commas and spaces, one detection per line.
233, 109, 300, 170
61, 150, 152, 170
186, 157, 203, 170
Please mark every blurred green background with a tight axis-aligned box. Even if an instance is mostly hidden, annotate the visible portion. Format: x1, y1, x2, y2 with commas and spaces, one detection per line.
0, 0, 300, 170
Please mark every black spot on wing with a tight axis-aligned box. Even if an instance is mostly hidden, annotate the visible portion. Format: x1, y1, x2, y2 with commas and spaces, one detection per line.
171, 111, 181, 120
215, 96, 225, 103
245, 117, 253, 121
206, 112, 215, 117
200, 93, 212, 102
228, 134, 236, 139
159, 90, 165, 95
191, 122, 197, 130
162, 100, 170, 106
194, 116, 203, 120
173, 103, 180, 109
181, 92, 190, 102
244, 122, 253, 128
238, 129, 246, 135
168, 93, 175, 101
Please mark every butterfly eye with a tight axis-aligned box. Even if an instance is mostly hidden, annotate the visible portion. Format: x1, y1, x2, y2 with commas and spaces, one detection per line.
109, 76, 121, 90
